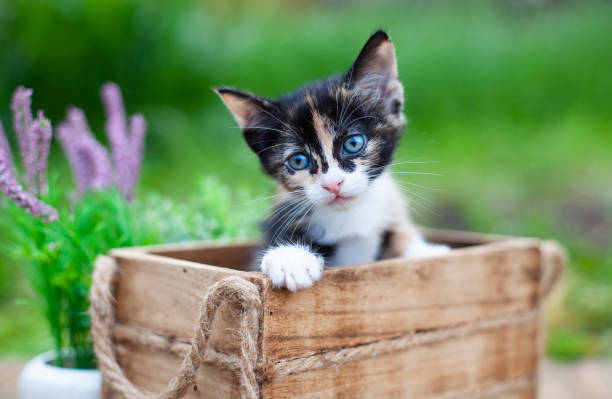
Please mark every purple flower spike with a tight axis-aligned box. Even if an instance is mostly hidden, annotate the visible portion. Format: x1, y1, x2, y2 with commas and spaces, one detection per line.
101, 83, 146, 200
56, 83, 146, 199
11, 86, 35, 187
101, 83, 127, 163
25, 111, 53, 195
34, 112, 52, 195
0, 120, 17, 178
0, 135, 57, 222
121, 113, 146, 200
57, 107, 113, 194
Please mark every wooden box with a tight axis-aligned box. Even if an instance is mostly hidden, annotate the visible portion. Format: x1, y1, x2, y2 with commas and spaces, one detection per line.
90, 229, 564, 399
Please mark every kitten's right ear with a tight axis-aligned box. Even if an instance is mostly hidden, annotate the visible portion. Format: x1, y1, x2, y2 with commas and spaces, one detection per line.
344, 30, 404, 116
214, 87, 275, 128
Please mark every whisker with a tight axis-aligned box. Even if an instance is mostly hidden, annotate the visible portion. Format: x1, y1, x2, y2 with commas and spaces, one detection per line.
369, 161, 440, 176
396, 186, 433, 204
265, 194, 308, 228
391, 171, 445, 177
288, 202, 314, 242
304, 204, 317, 238
394, 180, 443, 191
402, 192, 439, 216
229, 126, 294, 136
404, 199, 426, 221
236, 193, 278, 207
255, 143, 287, 155
270, 199, 311, 245
265, 195, 305, 222
338, 91, 350, 126
345, 115, 380, 128
389, 160, 440, 166
340, 94, 378, 127
259, 109, 298, 136
335, 89, 340, 126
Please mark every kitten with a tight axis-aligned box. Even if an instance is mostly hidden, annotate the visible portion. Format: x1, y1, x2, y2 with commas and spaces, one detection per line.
216, 30, 449, 291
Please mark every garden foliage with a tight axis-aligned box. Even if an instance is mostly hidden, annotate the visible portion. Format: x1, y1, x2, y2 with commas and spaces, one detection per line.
0, 85, 260, 368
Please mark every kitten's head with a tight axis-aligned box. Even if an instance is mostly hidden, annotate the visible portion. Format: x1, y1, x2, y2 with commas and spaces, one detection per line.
216, 30, 405, 210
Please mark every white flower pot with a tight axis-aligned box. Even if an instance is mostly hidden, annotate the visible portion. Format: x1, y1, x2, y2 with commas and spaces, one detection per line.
18, 350, 101, 399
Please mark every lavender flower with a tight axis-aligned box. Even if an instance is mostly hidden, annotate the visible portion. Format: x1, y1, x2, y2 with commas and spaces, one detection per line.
57, 83, 146, 200
125, 113, 147, 199
0, 124, 57, 222
0, 88, 57, 222
57, 108, 113, 194
11, 86, 34, 189
10, 86, 54, 195
27, 111, 53, 195
101, 83, 146, 200
0, 120, 17, 178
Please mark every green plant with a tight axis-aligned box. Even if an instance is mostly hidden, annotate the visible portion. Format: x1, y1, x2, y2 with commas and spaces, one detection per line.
1, 188, 156, 368
1, 85, 263, 369
134, 176, 263, 243
1, 179, 262, 369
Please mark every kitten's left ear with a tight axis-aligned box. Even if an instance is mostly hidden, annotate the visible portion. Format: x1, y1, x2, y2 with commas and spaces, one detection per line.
214, 87, 276, 128
345, 30, 404, 115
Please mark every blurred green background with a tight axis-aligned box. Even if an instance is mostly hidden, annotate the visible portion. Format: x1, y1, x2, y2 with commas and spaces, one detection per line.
1, 0, 611, 361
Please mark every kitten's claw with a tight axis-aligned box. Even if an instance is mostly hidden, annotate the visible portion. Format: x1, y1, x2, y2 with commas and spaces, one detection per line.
260, 245, 324, 292
404, 239, 451, 259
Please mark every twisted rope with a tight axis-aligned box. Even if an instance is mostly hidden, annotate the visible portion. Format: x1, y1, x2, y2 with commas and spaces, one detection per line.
90, 256, 262, 399
269, 310, 538, 378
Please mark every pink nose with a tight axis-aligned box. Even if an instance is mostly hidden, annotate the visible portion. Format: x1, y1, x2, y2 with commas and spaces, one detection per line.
322, 179, 344, 195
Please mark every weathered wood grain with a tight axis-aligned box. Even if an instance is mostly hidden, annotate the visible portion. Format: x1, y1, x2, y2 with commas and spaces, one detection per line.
113, 238, 541, 363
111, 249, 263, 346
420, 227, 512, 247
101, 231, 551, 399
262, 319, 538, 399
261, 240, 541, 361
140, 240, 257, 270
113, 341, 239, 399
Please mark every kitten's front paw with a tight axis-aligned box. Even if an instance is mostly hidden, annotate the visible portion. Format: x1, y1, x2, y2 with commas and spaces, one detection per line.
260, 245, 324, 292
404, 239, 451, 259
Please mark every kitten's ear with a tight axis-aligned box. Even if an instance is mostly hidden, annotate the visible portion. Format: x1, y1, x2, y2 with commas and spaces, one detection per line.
345, 30, 404, 115
215, 87, 276, 128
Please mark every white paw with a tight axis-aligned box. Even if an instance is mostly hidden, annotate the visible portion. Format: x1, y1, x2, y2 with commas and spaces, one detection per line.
260, 245, 324, 292
404, 239, 451, 259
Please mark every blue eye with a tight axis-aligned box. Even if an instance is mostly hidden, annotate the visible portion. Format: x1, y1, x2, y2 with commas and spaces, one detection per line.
287, 153, 310, 170
343, 134, 366, 154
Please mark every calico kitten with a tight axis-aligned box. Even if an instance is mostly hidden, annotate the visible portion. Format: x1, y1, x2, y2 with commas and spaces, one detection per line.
216, 30, 449, 291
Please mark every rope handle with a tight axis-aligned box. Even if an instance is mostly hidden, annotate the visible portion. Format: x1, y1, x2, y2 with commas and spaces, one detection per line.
89, 256, 262, 399
539, 240, 566, 299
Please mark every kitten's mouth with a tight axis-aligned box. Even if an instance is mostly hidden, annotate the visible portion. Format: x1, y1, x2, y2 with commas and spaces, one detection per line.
328, 195, 355, 207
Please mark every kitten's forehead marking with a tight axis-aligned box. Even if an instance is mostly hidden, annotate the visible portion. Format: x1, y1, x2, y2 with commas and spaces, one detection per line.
311, 109, 337, 174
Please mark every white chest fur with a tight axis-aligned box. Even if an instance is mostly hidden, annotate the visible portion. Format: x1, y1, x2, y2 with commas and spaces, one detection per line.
259, 173, 450, 290
307, 173, 394, 265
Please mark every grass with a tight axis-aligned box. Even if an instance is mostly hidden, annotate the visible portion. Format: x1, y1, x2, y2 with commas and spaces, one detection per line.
0, 0, 611, 360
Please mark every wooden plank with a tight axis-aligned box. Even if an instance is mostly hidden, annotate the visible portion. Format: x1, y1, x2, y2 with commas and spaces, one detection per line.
131, 229, 510, 258
111, 341, 239, 399
262, 240, 542, 361
262, 319, 538, 399
420, 227, 513, 247
111, 250, 264, 350
125, 228, 511, 268
139, 240, 257, 271
112, 238, 541, 362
